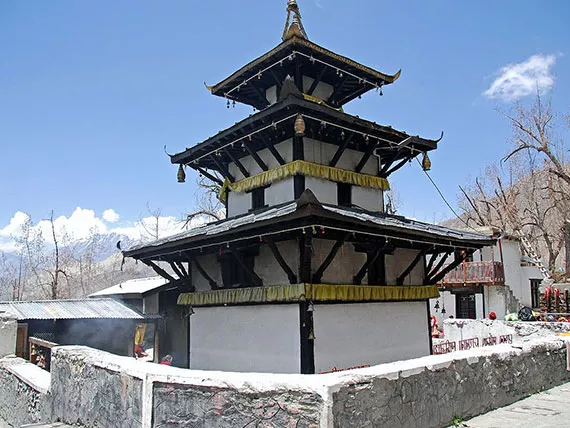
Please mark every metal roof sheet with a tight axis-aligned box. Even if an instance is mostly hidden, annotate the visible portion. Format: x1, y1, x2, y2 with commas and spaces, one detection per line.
0, 298, 144, 321
89, 277, 168, 298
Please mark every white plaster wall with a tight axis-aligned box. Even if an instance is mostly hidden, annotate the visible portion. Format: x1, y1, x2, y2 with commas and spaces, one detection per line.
385, 248, 425, 286
429, 291, 457, 327
0, 314, 17, 358
304, 138, 377, 176
485, 286, 508, 320
190, 305, 300, 373
475, 293, 485, 319
228, 140, 293, 180
302, 76, 334, 101
305, 177, 337, 205
265, 177, 295, 207
191, 253, 223, 291
352, 186, 382, 212
313, 302, 430, 373
256, 240, 299, 286
312, 240, 367, 284
227, 191, 250, 217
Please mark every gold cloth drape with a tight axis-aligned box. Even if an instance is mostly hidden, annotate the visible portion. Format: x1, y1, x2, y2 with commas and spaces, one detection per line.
219, 160, 390, 201
177, 284, 439, 306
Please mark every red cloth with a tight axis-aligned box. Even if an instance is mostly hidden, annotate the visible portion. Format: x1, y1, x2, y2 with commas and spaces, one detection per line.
489, 312, 497, 320
160, 361, 172, 366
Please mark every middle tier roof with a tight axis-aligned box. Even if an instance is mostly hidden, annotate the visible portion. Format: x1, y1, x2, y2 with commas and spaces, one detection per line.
171, 95, 442, 175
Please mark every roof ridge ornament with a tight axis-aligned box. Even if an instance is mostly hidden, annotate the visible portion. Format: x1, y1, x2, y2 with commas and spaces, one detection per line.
282, 0, 308, 41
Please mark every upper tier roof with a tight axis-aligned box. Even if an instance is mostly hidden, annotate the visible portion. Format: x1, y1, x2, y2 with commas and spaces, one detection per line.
170, 95, 442, 176
205, 35, 401, 110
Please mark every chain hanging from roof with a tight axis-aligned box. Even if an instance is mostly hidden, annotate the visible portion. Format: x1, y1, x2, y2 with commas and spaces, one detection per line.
282, 0, 308, 41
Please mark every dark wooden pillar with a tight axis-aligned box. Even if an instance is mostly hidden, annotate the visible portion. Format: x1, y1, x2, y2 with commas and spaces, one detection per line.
299, 233, 314, 373
293, 135, 305, 199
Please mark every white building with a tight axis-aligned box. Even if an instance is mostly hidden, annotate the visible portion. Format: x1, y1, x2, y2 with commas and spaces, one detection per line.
430, 235, 542, 324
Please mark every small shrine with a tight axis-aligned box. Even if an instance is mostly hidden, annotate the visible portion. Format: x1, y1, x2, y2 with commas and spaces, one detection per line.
124, 1, 494, 374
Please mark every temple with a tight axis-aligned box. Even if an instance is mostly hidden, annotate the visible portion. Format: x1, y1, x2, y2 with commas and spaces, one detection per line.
123, 1, 495, 374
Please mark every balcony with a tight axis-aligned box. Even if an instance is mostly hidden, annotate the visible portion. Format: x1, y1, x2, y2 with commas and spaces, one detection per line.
438, 261, 505, 286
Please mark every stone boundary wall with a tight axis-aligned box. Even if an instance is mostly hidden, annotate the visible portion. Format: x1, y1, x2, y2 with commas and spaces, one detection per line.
0, 312, 17, 358
443, 319, 570, 343
0, 356, 52, 427
2, 338, 570, 427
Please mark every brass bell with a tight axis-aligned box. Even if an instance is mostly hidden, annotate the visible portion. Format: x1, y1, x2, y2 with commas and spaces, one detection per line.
177, 164, 186, 183
294, 114, 306, 137
422, 152, 431, 171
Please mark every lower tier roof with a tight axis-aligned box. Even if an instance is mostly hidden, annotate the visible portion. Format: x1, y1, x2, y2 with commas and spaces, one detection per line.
124, 191, 495, 262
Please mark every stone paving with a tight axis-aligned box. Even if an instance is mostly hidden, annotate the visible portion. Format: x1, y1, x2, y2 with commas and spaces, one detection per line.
461, 382, 570, 427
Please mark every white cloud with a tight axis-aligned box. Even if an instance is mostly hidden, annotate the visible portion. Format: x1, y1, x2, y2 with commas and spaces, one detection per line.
0, 212, 30, 238
103, 209, 120, 223
483, 54, 557, 102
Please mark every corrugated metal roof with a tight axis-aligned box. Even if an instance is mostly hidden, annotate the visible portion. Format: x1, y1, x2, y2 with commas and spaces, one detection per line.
89, 277, 168, 298
0, 298, 144, 321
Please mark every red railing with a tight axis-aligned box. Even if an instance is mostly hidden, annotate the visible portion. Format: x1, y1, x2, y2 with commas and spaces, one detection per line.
439, 261, 505, 286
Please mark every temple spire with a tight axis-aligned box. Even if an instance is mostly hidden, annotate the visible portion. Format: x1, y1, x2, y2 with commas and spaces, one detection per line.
282, 0, 308, 41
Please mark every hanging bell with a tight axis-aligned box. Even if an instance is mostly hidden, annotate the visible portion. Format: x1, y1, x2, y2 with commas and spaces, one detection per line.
422, 152, 432, 171
307, 302, 315, 312
434, 300, 440, 312
308, 330, 316, 340
177, 164, 186, 183
227, 100, 230, 109
441, 307, 446, 315
294, 114, 306, 136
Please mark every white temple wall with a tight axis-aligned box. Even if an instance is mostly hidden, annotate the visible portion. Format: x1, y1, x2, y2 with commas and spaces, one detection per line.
385, 248, 425, 285
312, 240, 367, 284
265, 177, 295, 207
189, 304, 300, 373
304, 138, 378, 175
352, 185, 383, 212
256, 240, 299, 286
313, 302, 430, 373
305, 176, 337, 205
191, 253, 223, 291
227, 190, 250, 217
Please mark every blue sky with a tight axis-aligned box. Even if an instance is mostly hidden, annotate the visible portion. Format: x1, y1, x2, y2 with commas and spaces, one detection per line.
0, 0, 568, 247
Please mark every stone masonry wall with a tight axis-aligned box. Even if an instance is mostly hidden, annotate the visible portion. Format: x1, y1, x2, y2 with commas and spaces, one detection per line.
0, 357, 51, 427
331, 340, 570, 427
2, 338, 570, 427
0, 313, 17, 358
50, 348, 144, 428
153, 382, 323, 428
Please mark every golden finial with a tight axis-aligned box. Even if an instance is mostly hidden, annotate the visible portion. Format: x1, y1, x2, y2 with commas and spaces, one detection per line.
282, 0, 308, 41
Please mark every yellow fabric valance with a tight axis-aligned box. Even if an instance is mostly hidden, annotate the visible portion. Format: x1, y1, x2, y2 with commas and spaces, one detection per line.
177, 284, 439, 306
219, 160, 390, 201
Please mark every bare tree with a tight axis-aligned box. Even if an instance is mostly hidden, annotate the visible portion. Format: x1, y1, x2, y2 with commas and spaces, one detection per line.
182, 174, 225, 229
458, 92, 569, 277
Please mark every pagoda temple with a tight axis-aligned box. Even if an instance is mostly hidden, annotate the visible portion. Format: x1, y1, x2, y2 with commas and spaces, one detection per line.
124, 1, 494, 374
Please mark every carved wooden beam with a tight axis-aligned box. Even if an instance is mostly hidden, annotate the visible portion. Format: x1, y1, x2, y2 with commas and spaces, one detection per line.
244, 144, 269, 171
329, 132, 354, 168
426, 251, 451, 282
261, 139, 286, 165
224, 149, 250, 178
169, 261, 195, 291
209, 154, 235, 182
329, 75, 349, 105
429, 251, 473, 285
355, 140, 379, 173
142, 259, 176, 283
229, 248, 263, 286
185, 253, 219, 290
195, 167, 224, 186
379, 137, 414, 176
269, 68, 283, 89
396, 248, 430, 286
307, 66, 327, 96
425, 253, 437, 275
383, 156, 412, 177
353, 246, 383, 285
267, 240, 297, 284
312, 235, 349, 283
